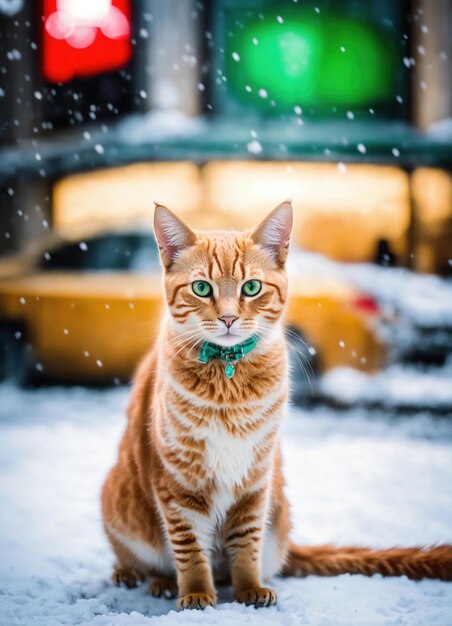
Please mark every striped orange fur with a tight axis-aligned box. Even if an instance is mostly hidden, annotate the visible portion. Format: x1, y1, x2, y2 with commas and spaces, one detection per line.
101, 202, 452, 610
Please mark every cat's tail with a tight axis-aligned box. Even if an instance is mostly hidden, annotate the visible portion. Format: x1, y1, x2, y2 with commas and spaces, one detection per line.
282, 543, 452, 581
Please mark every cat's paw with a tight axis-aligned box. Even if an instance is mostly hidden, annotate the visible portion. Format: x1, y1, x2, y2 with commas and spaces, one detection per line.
235, 586, 277, 607
112, 567, 145, 588
150, 577, 178, 599
177, 591, 217, 610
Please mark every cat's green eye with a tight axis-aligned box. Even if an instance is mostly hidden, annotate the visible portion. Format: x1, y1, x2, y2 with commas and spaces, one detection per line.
192, 280, 212, 298
242, 280, 262, 297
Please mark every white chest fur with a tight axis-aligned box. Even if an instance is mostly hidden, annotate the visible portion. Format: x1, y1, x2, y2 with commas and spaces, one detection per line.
202, 395, 282, 492
204, 419, 263, 489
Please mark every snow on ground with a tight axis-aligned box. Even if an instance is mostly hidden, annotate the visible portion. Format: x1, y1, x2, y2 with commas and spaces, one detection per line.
320, 362, 452, 409
1, 384, 452, 626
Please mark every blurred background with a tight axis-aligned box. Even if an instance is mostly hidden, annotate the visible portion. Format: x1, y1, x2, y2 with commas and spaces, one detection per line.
0, 0, 451, 413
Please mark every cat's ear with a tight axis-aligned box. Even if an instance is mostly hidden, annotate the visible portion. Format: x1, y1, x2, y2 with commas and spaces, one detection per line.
153, 203, 197, 268
251, 200, 293, 265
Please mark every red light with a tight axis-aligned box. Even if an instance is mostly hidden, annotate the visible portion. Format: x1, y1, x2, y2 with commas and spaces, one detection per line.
42, 0, 132, 83
353, 295, 380, 315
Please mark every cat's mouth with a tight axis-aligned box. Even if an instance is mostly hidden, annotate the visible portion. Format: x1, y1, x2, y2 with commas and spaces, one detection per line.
211, 331, 247, 347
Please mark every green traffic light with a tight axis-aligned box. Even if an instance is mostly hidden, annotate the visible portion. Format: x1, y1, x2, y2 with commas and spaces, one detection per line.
225, 10, 396, 111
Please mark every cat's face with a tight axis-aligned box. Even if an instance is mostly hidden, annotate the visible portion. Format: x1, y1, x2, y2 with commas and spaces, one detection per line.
154, 202, 292, 348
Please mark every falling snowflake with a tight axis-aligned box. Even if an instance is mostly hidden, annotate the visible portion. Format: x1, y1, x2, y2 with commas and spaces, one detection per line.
247, 140, 262, 154
0, 0, 23, 16
403, 57, 416, 68
6, 49, 21, 61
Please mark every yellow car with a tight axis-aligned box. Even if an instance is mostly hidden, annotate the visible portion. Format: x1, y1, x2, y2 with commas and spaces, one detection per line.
0, 231, 384, 384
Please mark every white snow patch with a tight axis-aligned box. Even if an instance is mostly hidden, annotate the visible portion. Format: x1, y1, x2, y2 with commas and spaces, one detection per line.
428, 117, 452, 142
117, 110, 204, 144
320, 364, 452, 408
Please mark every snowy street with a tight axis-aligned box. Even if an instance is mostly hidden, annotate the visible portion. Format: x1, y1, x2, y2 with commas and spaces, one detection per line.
1, 384, 451, 626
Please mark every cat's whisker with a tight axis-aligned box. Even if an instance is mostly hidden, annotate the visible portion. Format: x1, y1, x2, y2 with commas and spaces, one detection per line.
171, 335, 203, 357
171, 331, 205, 359
168, 338, 201, 360
255, 323, 314, 392
281, 328, 315, 383
186, 337, 204, 359
286, 341, 314, 393
167, 328, 205, 350
286, 342, 316, 387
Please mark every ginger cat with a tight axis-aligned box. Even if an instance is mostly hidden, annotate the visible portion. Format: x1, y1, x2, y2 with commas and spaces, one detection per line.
102, 202, 452, 610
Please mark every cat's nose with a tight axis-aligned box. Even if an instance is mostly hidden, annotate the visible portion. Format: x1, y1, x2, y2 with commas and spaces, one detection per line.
219, 315, 238, 329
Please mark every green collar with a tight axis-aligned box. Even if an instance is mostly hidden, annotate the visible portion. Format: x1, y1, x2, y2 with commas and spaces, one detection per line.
198, 335, 259, 378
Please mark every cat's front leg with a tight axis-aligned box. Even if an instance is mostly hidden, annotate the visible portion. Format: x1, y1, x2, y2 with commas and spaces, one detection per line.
224, 490, 277, 608
160, 500, 216, 609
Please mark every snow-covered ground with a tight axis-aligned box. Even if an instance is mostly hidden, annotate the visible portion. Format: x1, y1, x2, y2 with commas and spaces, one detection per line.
319, 363, 452, 410
1, 384, 451, 626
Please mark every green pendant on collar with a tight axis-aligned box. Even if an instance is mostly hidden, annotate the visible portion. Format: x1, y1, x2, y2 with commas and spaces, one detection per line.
198, 335, 259, 378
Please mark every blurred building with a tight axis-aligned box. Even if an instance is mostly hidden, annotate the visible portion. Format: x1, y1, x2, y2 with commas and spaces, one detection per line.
0, 0, 451, 272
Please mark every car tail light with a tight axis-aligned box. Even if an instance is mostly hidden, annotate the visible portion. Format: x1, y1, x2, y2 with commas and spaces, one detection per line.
353, 295, 380, 315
